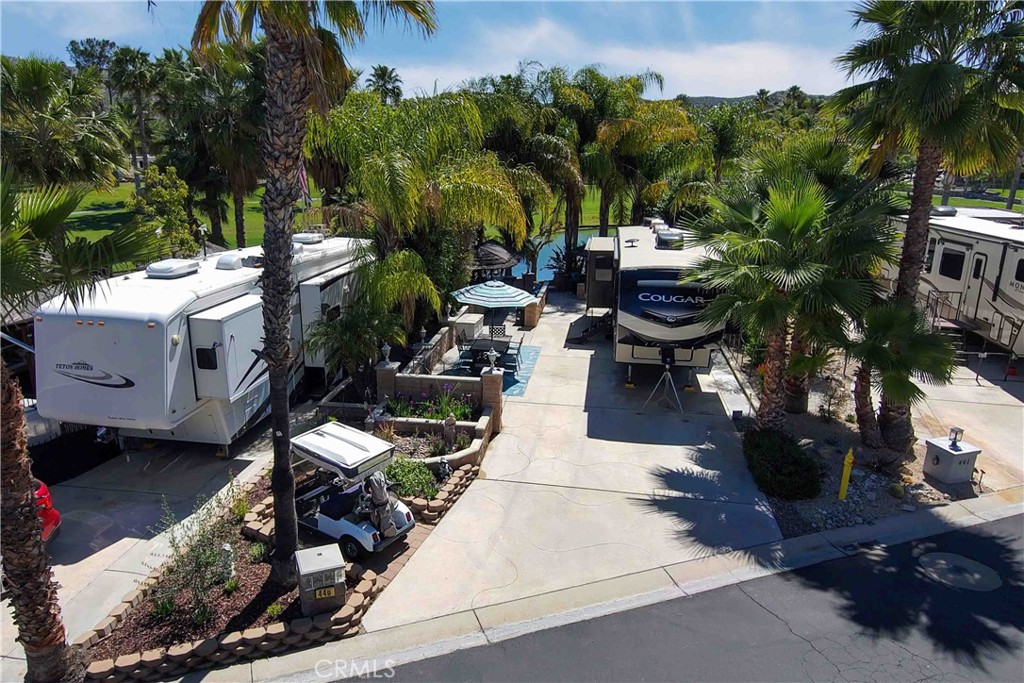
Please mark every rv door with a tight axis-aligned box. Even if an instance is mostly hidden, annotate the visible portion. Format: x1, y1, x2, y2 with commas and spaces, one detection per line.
964, 252, 988, 320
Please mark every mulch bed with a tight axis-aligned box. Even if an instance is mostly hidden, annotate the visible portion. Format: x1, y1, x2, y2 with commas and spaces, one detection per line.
88, 472, 347, 661
392, 433, 473, 460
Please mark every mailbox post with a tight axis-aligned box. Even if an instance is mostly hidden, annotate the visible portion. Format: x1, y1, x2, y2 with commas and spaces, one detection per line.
295, 545, 347, 617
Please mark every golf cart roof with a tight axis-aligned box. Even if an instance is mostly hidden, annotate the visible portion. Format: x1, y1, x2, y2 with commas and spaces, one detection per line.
290, 422, 396, 484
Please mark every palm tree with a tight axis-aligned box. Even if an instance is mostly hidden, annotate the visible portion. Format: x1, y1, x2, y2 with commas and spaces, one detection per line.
698, 103, 753, 184
1007, 148, 1023, 211
306, 90, 532, 258
832, 0, 1024, 302
109, 47, 156, 185
1, 170, 158, 683
194, 0, 436, 588
204, 44, 265, 247
754, 88, 772, 112
1, 56, 124, 187
687, 175, 878, 430
846, 301, 956, 451
366, 64, 403, 105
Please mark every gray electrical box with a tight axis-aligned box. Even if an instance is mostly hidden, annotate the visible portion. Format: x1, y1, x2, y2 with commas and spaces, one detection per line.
296, 544, 346, 617
922, 437, 981, 484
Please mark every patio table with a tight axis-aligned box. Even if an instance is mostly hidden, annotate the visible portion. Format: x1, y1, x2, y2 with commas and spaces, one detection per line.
470, 336, 511, 355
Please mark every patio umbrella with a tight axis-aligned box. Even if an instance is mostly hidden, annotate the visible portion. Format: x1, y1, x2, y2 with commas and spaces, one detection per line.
451, 280, 539, 345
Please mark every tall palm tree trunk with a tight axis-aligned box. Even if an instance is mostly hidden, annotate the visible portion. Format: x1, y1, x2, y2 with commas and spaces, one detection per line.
878, 392, 915, 455
1, 361, 84, 683
895, 142, 943, 302
563, 189, 581, 274
853, 362, 883, 448
206, 199, 225, 246
782, 333, 809, 414
234, 192, 247, 248
260, 18, 306, 589
756, 326, 788, 430
130, 147, 141, 194
940, 172, 955, 205
135, 93, 148, 170
598, 185, 611, 237
1007, 150, 1023, 211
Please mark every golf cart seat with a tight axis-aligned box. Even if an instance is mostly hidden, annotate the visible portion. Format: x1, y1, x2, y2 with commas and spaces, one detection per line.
319, 489, 361, 521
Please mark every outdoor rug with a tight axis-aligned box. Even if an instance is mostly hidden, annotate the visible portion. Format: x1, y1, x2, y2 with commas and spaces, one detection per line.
502, 345, 540, 396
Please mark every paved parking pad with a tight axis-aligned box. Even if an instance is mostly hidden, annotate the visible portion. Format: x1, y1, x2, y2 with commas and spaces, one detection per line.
364, 294, 781, 632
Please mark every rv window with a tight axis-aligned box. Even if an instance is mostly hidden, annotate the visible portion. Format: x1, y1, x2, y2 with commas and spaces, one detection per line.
938, 249, 965, 280
196, 347, 218, 370
972, 258, 983, 280
1016, 258, 1024, 282
925, 238, 937, 272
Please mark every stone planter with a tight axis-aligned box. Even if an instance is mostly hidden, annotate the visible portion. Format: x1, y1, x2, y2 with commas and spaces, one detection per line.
397, 463, 480, 526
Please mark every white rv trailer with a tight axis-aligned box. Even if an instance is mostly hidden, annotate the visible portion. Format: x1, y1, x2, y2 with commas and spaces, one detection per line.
33, 233, 367, 447
885, 206, 1024, 355
587, 222, 723, 369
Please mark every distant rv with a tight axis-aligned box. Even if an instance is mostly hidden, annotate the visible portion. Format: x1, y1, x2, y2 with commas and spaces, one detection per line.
34, 233, 366, 450
585, 220, 724, 371
882, 206, 1024, 355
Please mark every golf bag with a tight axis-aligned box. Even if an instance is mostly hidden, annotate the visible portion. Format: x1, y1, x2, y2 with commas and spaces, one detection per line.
366, 471, 398, 538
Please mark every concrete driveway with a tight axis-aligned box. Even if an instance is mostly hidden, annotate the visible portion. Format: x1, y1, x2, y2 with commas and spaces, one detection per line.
364, 294, 781, 632
1, 440, 270, 680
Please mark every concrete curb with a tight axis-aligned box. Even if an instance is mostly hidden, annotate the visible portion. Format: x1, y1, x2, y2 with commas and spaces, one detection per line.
183, 486, 1023, 683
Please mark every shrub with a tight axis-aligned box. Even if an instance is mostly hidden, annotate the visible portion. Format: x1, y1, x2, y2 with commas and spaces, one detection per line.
386, 457, 438, 499
742, 429, 822, 500
455, 431, 472, 450
427, 435, 447, 458
150, 594, 176, 621
374, 421, 397, 444
266, 603, 284, 619
249, 542, 268, 563
386, 395, 413, 417
223, 576, 240, 594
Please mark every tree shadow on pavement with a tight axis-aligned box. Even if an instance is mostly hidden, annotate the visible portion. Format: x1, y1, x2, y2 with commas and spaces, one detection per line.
786, 522, 1024, 670
640, 458, 1023, 671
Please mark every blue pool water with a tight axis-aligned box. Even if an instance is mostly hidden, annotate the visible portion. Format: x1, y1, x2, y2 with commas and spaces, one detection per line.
512, 228, 601, 282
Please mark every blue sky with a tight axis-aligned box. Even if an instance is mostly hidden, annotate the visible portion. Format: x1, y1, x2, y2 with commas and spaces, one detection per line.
1, 1, 865, 98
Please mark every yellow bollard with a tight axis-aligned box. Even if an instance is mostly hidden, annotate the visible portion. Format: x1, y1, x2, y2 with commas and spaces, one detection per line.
838, 448, 855, 500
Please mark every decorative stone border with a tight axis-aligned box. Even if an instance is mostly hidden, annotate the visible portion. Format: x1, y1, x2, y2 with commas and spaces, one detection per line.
82, 563, 379, 682
398, 463, 480, 525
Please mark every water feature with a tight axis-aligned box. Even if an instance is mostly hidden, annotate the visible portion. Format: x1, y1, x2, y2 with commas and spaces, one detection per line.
512, 228, 603, 282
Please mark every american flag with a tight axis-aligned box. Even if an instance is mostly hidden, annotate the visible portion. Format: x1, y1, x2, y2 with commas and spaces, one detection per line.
298, 162, 312, 208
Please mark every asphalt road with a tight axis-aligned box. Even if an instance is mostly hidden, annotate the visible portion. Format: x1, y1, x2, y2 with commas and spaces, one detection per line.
387, 516, 1024, 683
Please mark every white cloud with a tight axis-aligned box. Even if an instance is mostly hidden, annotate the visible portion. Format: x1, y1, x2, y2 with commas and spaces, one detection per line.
384, 17, 848, 99
4, 1, 151, 41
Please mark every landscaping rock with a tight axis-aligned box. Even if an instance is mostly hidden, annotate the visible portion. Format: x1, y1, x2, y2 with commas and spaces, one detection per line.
313, 613, 333, 630
242, 627, 267, 645
113, 653, 141, 672
72, 631, 97, 649
243, 512, 259, 524
86, 660, 116, 679
193, 638, 219, 658
121, 589, 144, 608
348, 562, 364, 578
332, 605, 356, 625
346, 592, 365, 611
355, 579, 373, 595
427, 499, 445, 513
218, 631, 245, 648
251, 503, 266, 515
108, 602, 131, 621
94, 616, 117, 638
139, 650, 166, 671
361, 569, 377, 584
283, 633, 304, 646
243, 521, 263, 539
265, 622, 288, 640
166, 643, 193, 663
422, 510, 438, 523
410, 497, 428, 512
459, 464, 473, 473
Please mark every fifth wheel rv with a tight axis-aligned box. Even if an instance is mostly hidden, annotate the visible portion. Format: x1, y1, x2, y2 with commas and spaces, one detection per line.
884, 206, 1024, 355
585, 220, 724, 371
33, 233, 366, 448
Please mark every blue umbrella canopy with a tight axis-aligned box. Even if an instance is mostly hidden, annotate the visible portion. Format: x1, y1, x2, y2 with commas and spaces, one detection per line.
452, 280, 539, 309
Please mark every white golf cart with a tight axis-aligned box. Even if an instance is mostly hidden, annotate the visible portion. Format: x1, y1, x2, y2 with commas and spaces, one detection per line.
292, 421, 415, 561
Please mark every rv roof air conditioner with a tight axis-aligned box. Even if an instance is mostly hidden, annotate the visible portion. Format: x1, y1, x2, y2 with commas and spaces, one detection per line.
931, 206, 958, 217
655, 227, 685, 250
146, 258, 200, 279
216, 254, 244, 270
292, 232, 324, 245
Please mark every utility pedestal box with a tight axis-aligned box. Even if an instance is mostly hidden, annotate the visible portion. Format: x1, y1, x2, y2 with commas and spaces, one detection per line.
296, 544, 346, 617
922, 438, 981, 484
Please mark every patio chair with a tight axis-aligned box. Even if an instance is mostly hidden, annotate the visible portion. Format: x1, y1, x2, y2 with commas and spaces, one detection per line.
489, 324, 507, 339
504, 334, 524, 372
456, 330, 471, 353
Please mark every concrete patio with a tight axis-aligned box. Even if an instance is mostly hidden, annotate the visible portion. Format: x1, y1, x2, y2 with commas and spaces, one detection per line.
363, 292, 782, 632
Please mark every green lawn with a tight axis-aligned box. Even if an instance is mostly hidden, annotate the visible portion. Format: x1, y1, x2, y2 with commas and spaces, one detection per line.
67, 181, 323, 248
931, 194, 1022, 212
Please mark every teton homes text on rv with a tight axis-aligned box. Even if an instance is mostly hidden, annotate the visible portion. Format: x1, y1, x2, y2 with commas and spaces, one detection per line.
33, 233, 367, 447
883, 206, 1024, 355
586, 220, 724, 371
